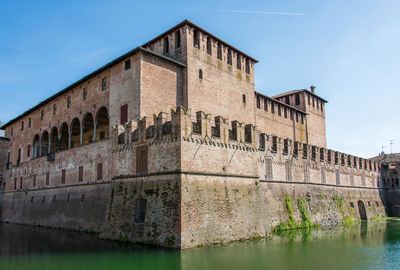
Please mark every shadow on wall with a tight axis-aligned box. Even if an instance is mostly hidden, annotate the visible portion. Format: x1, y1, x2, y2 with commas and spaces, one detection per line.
379, 187, 400, 217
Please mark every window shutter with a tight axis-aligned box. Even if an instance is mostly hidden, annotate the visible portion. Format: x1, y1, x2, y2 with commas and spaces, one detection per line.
79, 166, 84, 182
136, 146, 148, 174
120, 104, 128, 124
61, 169, 66, 184
97, 163, 103, 181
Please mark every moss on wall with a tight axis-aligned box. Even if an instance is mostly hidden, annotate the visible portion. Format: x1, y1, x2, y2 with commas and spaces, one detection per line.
274, 195, 318, 233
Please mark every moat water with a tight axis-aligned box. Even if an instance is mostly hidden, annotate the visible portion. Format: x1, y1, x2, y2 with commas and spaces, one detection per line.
0, 220, 399, 270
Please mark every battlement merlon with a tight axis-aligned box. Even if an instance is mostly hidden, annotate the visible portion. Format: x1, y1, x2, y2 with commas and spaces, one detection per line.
111, 107, 379, 175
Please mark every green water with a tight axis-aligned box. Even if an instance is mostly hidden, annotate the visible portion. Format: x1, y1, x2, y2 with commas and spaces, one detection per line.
0, 220, 399, 270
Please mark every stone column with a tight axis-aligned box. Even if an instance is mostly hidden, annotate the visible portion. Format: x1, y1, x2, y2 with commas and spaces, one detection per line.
48, 138, 51, 154
93, 123, 97, 142
80, 127, 83, 145
68, 129, 72, 149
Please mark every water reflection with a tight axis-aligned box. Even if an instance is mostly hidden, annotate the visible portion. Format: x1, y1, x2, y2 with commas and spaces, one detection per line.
0, 221, 400, 270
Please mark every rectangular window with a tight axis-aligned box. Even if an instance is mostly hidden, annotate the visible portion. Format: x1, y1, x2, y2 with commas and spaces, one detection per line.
271, 103, 275, 114
206, 37, 212, 55
67, 96, 71, 108
124, 59, 131, 70
283, 139, 289, 155
293, 142, 299, 157
227, 49, 232, 65
27, 145, 31, 157
175, 30, 181, 48
265, 158, 273, 180
46, 172, 50, 186
236, 53, 241, 69
120, 104, 128, 124
97, 163, 103, 181
256, 96, 261, 109
271, 136, 278, 153
41, 111, 44, 121
53, 104, 57, 115
193, 29, 200, 48
245, 59, 250, 74
21, 121, 24, 131
101, 77, 108, 91
33, 175, 36, 187
134, 198, 147, 223
79, 166, 84, 182
259, 134, 265, 150
217, 43, 222, 60
264, 99, 268, 111
136, 145, 148, 175
82, 88, 87, 100
28, 118, 32, 128
18, 148, 21, 164
295, 94, 301, 105
61, 169, 66, 184
278, 105, 281, 116
163, 37, 169, 54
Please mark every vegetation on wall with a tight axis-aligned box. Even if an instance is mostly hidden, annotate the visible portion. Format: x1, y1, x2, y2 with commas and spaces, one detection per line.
274, 195, 317, 233
332, 194, 356, 226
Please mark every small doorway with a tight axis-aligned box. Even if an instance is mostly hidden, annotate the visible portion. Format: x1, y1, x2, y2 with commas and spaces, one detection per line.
357, 200, 368, 220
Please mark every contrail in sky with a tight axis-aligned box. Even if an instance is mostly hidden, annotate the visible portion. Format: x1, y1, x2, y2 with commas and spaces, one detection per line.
164, 8, 304, 16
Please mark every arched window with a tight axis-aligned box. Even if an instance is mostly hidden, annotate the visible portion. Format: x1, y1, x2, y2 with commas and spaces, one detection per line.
50, 127, 58, 153
70, 118, 81, 148
32, 135, 40, 158
96, 107, 109, 140
40, 131, 49, 156
82, 113, 94, 144
59, 123, 69, 151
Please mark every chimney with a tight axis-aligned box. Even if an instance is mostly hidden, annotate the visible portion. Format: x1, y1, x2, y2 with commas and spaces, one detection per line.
310, 85, 316, 93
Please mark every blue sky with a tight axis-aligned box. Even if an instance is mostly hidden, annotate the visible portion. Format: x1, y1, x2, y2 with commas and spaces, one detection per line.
0, 0, 399, 157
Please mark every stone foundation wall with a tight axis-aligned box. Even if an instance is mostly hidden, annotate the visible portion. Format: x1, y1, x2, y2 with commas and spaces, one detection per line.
0, 182, 111, 232
100, 175, 181, 248
180, 177, 385, 249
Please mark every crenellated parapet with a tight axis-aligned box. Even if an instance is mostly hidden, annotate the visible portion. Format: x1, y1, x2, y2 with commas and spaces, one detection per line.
109, 106, 379, 188
112, 106, 258, 150
257, 131, 380, 187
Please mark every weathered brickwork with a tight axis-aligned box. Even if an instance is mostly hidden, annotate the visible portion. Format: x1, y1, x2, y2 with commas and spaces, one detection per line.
0, 138, 10, 189
0, 20, 388, 249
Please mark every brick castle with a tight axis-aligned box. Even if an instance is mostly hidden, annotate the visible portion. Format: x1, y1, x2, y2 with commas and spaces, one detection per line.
0, 20, 389, 248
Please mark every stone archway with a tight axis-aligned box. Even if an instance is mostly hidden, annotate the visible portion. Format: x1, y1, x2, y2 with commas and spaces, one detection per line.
357, 200, 368, 220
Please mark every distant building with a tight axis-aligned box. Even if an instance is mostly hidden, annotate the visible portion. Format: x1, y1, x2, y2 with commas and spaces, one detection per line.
371, 153, 400, 188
